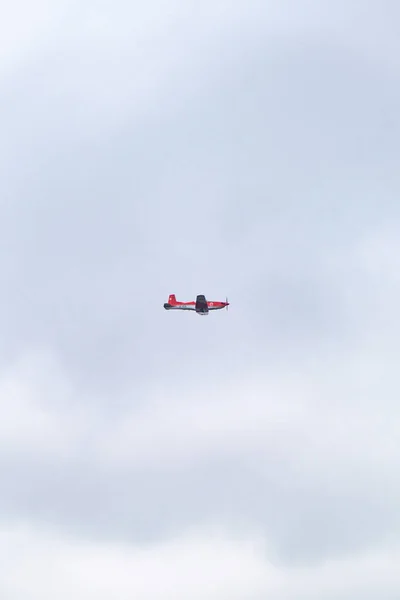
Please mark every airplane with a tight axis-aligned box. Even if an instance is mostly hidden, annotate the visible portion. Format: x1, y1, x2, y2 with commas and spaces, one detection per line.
163, 294, 229, 316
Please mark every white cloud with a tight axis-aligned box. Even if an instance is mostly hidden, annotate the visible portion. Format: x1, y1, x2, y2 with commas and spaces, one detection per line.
0, 351, 87, 456
0, 348, 306, 464
1, 303, 399, 487
2, 212, 400, 475
1, 4, 399, 597
0, 0, 68, 75
0, 522, 267, 600
3, 0, 397, 149
0, 521, 399, 599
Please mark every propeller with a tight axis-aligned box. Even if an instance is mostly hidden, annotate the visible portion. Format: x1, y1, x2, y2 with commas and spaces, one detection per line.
226, 296, 229, 311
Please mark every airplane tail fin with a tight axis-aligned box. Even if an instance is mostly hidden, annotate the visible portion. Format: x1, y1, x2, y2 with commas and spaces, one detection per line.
168, 294, 177, 305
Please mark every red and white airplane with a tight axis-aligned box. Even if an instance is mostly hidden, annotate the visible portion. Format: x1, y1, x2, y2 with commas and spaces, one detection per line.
164, 294, 229, 316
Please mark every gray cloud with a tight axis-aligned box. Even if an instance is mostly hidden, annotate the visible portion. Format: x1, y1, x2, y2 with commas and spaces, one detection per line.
1, 1, 400, 598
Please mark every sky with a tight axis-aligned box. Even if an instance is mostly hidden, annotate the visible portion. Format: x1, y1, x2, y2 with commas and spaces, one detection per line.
1, 0, 400, 598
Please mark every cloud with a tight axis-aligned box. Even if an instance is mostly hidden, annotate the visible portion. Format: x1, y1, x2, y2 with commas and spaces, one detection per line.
1, 521, 400, 600
1, 1, 400, 598
0, 265, 399, 563
0, 351, 74, 454
3, 0, 399, 151
0, 0, 67, 75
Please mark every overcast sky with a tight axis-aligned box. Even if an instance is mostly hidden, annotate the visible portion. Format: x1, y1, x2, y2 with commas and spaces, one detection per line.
1, 1, 400, 598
